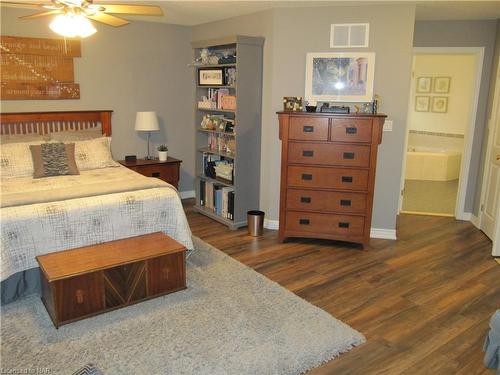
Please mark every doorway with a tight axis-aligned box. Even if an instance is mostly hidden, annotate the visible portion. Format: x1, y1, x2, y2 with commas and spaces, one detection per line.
400, 47, 484, 218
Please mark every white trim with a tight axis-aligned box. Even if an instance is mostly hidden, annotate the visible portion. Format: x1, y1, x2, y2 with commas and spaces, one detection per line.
179, 190, 195, 199
264, 219, 279, 230
399, 47, 485, 220
470, 214, 481, 229
263, 220, 397, 239
370, 228, 397, 240
456, 212, 472, 221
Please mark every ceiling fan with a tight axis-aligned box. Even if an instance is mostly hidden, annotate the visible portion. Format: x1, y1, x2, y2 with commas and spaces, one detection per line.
1, 0, 163, 38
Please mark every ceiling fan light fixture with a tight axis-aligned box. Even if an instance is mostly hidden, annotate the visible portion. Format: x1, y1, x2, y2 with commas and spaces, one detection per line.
49, 12, 96, 38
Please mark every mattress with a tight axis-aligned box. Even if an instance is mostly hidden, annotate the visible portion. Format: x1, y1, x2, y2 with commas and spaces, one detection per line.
0, 166, 193, 281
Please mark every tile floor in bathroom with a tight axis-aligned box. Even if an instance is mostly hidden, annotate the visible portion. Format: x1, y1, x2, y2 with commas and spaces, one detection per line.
402, 179, 459, 216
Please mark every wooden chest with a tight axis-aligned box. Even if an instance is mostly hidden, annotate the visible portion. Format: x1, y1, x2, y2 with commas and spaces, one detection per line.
277, 112, 386, 248
36, 232, 187, 328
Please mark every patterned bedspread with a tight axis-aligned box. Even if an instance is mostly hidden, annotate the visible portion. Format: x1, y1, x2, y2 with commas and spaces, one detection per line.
0, 166, 193, 281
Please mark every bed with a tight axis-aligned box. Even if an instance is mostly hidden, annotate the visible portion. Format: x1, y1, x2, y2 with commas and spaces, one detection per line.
0, 110, 193, 304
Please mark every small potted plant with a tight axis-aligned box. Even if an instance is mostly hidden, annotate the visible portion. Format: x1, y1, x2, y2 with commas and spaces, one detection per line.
157, 145, 168, 162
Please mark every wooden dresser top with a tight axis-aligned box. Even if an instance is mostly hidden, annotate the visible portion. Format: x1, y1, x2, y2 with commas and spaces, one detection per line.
36, 232, 186, 281
276, 111, 387, 118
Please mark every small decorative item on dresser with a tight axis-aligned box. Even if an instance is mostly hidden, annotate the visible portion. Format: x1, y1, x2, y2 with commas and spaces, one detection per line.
157, 145, 168, 162
283, 97, 303, 112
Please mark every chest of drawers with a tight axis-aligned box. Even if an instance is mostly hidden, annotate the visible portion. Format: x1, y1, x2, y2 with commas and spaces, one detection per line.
277, 112, 386, 248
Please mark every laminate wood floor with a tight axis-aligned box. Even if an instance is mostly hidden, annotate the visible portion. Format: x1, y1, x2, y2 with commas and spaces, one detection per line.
184, 199, 499, 374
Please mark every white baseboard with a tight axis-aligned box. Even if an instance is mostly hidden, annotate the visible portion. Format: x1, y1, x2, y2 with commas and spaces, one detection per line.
264, 219, 279, 230
370, 228, 397, 240
179, 190, 195, 199
263, 219, 397, 239
456, 212, 472, 221
470, 214, 481, 229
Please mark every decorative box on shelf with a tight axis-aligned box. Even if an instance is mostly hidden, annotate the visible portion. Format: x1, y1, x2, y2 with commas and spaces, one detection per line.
198, 101, 217, 110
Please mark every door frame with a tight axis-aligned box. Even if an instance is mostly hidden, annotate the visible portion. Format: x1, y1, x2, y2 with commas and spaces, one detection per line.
399, 46, 485, 220
478, 57, 500, 255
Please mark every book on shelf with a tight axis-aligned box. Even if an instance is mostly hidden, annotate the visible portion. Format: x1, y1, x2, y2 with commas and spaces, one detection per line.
199, 179, 235, 220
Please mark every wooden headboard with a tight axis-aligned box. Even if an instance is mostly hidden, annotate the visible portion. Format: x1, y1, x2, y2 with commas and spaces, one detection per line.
0, 110, 113, 136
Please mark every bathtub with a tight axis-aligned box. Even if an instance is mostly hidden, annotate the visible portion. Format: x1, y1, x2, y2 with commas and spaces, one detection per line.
405, 147, 462, 181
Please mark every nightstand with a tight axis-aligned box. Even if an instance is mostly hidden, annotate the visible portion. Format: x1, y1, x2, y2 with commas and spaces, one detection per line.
118, 157, 182, 189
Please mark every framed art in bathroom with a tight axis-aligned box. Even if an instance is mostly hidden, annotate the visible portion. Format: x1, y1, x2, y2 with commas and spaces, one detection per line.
415, 96, 430, 112
433, 76, 451, 93
416, 77, 432, 93
305, 52, 375, 103
431, 96, 448, 113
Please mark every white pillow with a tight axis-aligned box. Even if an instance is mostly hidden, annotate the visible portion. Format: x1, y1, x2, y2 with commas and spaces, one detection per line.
1, 134, 50, 144
73, 137, 119, 170
50, 128, 102, 142
0, 141, 49, 178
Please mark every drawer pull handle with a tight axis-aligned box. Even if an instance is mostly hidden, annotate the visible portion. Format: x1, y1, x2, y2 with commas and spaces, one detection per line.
299, 219, 310, 225
302, 174, 313, 181
75, 290, 84, 304
152, 172, 161, 177
339, 222, 350, 228
300, 196, 311, 203
342, 176, 353, 183
343, 152, 355, 159
346, 127, 358, 134
303, 125, 314, 133
302, 150, 314, 157
340, 199, 352, 206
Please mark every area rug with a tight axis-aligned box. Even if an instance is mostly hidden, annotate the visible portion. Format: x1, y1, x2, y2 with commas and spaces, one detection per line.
1, 236, 365, 375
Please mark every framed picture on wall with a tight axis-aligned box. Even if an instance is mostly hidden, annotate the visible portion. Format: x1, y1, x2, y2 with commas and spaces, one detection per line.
416, 77, 432, 93
431, 96, 448, 113
433, 77, 451, 93
415, 96, 430, 112
305, 52, 375, 103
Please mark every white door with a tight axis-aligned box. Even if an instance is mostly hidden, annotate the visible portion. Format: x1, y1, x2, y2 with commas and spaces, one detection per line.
480, 62, 500, 251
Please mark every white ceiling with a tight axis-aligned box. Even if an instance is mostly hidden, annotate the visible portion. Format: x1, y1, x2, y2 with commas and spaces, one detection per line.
2, 0, 500, 26
127, 1, 500, 25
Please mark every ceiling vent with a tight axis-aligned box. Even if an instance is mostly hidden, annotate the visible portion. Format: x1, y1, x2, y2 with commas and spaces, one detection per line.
330, 23, 369, 48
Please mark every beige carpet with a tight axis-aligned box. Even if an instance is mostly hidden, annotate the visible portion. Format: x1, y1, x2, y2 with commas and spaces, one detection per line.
402, 179, 459, 216
1, 236, 364, 375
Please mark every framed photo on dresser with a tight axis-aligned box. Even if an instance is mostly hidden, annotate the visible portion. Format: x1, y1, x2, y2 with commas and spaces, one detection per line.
305, 52, 375, 103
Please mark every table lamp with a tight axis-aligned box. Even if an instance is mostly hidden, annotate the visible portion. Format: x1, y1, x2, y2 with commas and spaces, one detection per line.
135, 111, 160, 160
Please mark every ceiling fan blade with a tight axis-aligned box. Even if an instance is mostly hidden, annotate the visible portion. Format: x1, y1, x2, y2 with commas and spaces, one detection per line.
0, 1, 46, 9
97, 4, 163, 16
19, 9, 63, 19
87, 12, 129, 27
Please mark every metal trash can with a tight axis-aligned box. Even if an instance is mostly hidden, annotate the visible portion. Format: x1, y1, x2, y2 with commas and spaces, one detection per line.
247, 210, 265, 236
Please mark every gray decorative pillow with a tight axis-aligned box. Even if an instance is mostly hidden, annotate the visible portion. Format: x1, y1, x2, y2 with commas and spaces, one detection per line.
71, 363, 104, 375
30, 142, 80, 178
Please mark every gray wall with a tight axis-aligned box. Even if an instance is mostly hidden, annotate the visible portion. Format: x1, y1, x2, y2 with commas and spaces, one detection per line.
193, 5, 416, 230
0, 8, 195, 193
414, 20, 498, 216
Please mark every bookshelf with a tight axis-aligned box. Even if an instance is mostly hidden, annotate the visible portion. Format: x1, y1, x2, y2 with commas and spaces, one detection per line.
192, 35, 264, 229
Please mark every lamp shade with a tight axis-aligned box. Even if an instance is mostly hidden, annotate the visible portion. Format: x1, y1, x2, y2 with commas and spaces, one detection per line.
135, 111, 160, 132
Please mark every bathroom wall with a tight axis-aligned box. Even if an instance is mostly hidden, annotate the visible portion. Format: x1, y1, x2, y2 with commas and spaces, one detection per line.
409, 53, 477, 135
